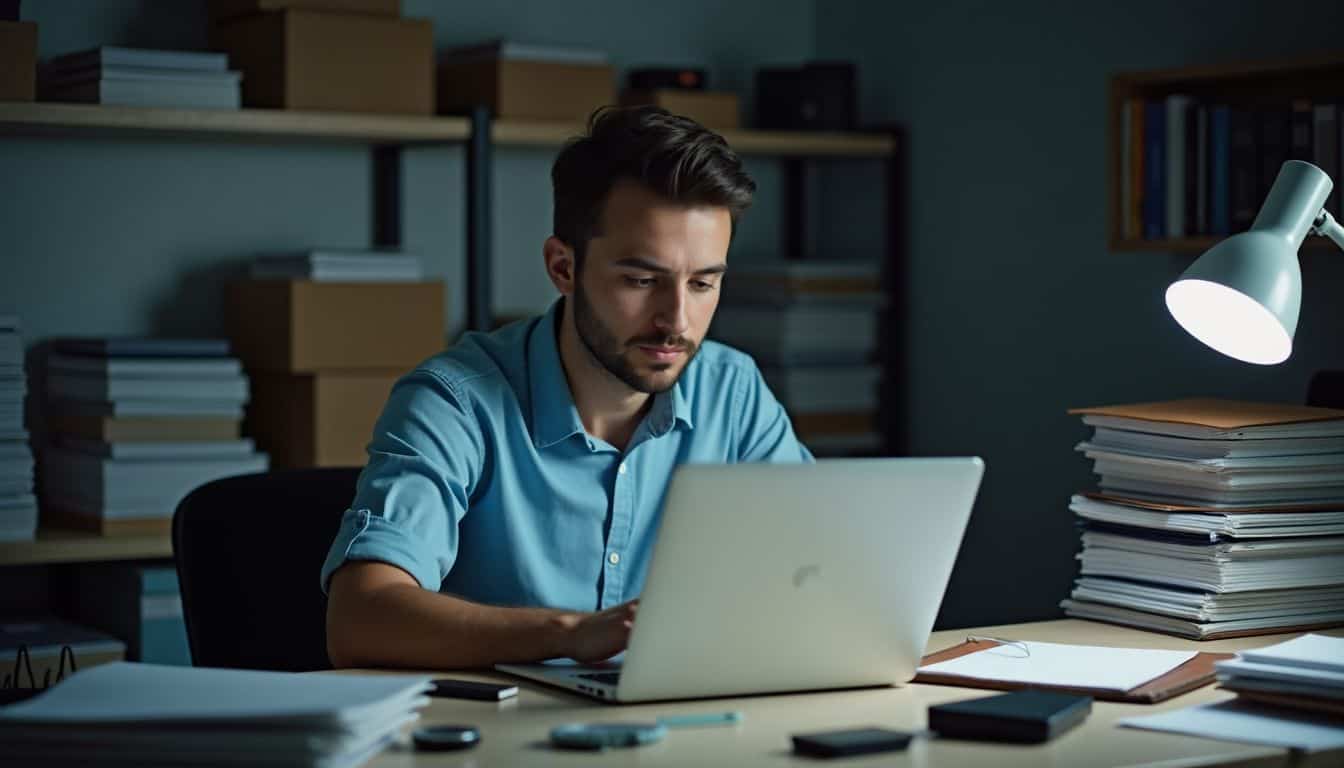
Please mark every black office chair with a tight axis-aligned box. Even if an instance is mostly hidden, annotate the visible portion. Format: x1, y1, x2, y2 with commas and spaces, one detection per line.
172, 467, 360, 672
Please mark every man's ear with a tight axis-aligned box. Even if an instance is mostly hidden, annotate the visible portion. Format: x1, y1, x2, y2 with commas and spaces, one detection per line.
543, 236, 577, 296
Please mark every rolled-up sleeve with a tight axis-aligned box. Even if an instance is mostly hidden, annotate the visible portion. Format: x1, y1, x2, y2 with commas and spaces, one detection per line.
733, 363, 815, 463
320, 368, 485, 593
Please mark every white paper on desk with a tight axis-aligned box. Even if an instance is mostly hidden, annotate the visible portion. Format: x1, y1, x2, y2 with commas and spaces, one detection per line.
916, 640, 1197, 691
1120, 700, 1344, 752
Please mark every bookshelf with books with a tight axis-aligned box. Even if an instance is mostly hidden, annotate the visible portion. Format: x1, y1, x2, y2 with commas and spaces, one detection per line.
1108, 51, 1344, 252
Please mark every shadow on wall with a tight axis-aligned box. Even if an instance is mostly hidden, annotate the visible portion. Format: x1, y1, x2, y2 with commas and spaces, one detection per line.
148, 256, 250, 338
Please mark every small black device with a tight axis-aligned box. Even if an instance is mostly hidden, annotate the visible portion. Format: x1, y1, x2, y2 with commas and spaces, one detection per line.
928, 690, 1093, 743
428, 678, 518, 701
790, 727, 913, 757
412, 725, 481, 752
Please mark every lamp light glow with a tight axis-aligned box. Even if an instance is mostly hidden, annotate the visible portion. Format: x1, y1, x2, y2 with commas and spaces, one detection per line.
1165, 160, 1333, 365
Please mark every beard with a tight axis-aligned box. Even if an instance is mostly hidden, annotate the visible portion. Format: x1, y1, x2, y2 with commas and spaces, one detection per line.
570, 282, 700, 394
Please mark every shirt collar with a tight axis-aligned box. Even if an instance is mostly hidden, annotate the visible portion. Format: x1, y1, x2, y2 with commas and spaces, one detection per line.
527, 299, 694, 450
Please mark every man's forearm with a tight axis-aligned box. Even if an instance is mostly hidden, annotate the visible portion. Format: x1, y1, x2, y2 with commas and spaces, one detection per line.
327, 578, 577, 670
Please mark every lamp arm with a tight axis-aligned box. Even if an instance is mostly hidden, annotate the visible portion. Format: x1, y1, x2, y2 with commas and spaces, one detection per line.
1312, 209, 1344, 253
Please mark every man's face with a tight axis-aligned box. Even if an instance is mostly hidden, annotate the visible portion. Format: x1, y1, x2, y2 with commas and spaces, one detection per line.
571, 180, 732, 394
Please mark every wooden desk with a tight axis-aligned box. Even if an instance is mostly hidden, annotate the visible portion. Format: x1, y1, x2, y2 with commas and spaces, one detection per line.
356, 619, 1343, 767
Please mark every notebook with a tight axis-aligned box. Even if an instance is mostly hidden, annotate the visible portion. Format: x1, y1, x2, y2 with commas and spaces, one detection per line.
915, 639, 1232, 703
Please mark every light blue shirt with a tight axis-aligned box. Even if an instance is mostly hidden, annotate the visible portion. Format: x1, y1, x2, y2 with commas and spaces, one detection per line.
320, 299, 813, 612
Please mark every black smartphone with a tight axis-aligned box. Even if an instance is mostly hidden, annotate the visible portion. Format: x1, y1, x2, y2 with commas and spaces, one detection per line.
791, 727, 913, 757
428, 678, 519, 701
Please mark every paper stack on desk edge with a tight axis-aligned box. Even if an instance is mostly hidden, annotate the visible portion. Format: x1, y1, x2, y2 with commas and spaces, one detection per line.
0, 661, 433, 767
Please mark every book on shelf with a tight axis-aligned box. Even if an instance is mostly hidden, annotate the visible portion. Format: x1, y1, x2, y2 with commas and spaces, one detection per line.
52, 337, 231, 359
47, 372, 249, 404
46, 412, 241, 443
55, 399, 245, 419
48, 353, 241, 378
40, 447, 269, 510
42, 46, 229, 75
249, 250, 425, 282
1062, 398, 1344, 639
58, 437, 256, 460
42, 74, 241, 110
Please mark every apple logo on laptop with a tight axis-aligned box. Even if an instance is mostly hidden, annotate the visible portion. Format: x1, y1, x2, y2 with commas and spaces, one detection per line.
792, 564, 821, 588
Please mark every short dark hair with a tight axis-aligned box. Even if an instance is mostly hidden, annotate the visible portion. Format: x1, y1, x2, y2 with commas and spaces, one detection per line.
551, 105, 756, 265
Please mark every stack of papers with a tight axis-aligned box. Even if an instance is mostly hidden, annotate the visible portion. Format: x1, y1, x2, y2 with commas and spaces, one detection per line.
1120, 634, 1344, 752
1061, 399, 1344, 639
0, 662, 432, 767
1217, 634, 1344, 717
0, 310, 35, 541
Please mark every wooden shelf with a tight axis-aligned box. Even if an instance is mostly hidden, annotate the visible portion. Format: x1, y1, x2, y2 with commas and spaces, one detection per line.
1107, 52, 1344, 252
0, 102, 472, 144
493, 119, 896, 156
0, 528, 173, 566
0, 103, 896, 156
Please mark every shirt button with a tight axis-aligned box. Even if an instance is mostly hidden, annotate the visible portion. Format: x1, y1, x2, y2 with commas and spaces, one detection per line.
618, 462, 628, 475
608, 552, 621, 566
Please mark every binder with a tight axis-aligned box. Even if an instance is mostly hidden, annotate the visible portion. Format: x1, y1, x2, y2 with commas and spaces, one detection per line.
915, 639, 1233, 703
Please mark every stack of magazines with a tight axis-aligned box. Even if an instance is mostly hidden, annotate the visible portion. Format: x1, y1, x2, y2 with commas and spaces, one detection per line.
40, 46, 241, 109
1216, 633, 1344, 718
1060, 399, 1344, 639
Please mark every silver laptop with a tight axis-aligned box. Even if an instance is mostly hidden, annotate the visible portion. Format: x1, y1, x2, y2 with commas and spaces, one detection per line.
497, 457, 984, 703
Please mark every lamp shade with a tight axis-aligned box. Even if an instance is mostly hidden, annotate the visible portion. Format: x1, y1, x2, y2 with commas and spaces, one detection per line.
1165, 160, 1329, 365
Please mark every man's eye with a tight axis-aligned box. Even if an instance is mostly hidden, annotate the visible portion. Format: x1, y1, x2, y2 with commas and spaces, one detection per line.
625, 276, 656, 288
691, 280, 717, 292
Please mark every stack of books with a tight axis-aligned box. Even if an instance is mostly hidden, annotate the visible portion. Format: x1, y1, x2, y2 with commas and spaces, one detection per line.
41, 338, 267, 535
710, 260, 883, 456
1216, 633, 1344, 718
40, 46, 241, 109
0, 311, 35, 542
248, 249, 424, 282
1060, 399, 1344, 639
0, 662, 433, 767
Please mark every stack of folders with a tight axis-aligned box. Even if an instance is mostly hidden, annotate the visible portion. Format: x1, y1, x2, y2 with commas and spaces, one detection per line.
42, 338, 267, 535
0, 662, 433, 767
0, 311, 36, 541
248, 249, 425, 282
39, 46, 241, 109
1216, 634, 1344, 718
710, 260, 883, 456
1060, 399, 1344, 640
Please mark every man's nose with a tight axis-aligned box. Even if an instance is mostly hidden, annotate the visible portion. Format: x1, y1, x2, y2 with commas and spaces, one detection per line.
653, 283, 690, 337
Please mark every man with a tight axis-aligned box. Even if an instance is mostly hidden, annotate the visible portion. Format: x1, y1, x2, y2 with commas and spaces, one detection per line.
323, 106, 813, 670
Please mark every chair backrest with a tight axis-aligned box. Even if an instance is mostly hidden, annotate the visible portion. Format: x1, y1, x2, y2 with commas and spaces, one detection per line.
172, 467, 360, 671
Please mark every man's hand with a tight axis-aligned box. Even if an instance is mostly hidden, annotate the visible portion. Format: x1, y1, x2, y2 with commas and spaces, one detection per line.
558, 599, 639, 663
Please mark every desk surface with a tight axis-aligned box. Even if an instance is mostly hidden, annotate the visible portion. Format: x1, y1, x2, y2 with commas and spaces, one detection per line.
355, 619, 1342, 767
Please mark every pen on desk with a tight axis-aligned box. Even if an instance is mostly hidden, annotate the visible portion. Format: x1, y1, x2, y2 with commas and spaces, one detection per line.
656, 711, 744, 728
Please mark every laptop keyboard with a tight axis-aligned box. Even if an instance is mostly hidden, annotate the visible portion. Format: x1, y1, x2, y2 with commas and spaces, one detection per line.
576, 672, 622, 685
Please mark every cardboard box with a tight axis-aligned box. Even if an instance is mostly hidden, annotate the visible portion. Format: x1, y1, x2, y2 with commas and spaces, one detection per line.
211, 10, 433, 114
438, 57, 614, 122
226, 280, 445, 372
621, 89, 740, 130
0, 21, 37, 102
247, 370, 399, 467
208, 0, 398, 23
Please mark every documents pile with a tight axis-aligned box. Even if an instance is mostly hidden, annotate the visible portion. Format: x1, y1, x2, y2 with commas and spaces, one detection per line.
42, 338, 267, 535
1060, 399, 1344, 639
1217, 633, 1344, 718
0, 661, 433, 767
248, 249, 424, 282
40, 46, 241, 109
710, 260, 883, 456
0, 310, 35, 541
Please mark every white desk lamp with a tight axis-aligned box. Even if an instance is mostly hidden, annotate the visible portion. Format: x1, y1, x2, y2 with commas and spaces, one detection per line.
1166, 160, 1344, 364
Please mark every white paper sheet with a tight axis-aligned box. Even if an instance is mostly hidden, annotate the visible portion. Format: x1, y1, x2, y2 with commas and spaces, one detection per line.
917, 640, 1197, 692
1240, 633, 1344, 673
1120, 701, 1344, 752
